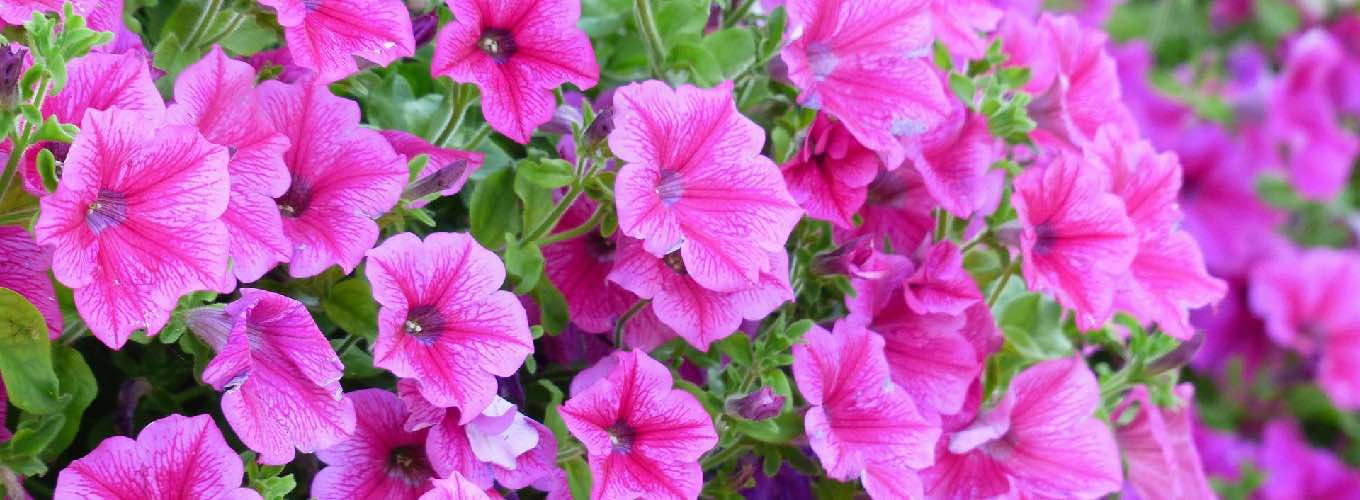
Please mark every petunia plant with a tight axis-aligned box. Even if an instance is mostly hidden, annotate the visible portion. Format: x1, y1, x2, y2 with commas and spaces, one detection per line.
1, 0, 1359, 499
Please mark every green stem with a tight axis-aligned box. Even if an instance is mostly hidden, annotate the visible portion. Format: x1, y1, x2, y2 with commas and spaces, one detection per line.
987, 258, 1019, 307
634, 0, 667, 79
555, 443, 584, 464
538, 204, 605, 245
182, 0, 225, 50
432, 85, 474, 147
200, 10, 248, 47
335, 332, 362, 357
722, 0, 756, 29
933, 209, 950, 242
462, 125, 492, 150
0, 75, 49, 198
614, 299, 650, 347
700, 441, 752, 470
524, 161, 599, 242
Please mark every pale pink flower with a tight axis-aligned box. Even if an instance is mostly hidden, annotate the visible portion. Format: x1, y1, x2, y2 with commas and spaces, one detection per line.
418, 473, 490, 500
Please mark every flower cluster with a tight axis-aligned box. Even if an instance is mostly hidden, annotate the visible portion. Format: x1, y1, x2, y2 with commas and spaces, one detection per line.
0, 0, 1358, 499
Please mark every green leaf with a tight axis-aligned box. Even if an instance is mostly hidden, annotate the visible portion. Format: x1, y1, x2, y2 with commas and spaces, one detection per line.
998, 293, 1072, 361
324, 278, 379, 342
948, 72, 976, 106
0, 288, 62, 414
0, 413, 65, 475
671, 41, 723, 86
759, 8, 787, 61
714, 334, 752, 367
530, 280, 570, 334
504, 235, 546, 294
653, 0, 709, 46
564, 457, 593, 500
41, 345, 97, 461
469, 167, 520, 249
253, 475, 297, 500
518, 159, 575, 189
513, 168, 554, 238
733, 410, 804, 444
36, 148, 59, 193
702, 29, 756, 79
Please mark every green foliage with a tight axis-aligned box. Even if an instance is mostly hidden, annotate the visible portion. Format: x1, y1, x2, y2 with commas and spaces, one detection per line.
324, 278, 379, 342
0, 288, 64, 414
243, 451, 299, 500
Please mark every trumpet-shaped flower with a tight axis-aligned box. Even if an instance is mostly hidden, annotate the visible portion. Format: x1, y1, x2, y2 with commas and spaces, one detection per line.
257, 0, 415, 84
312, 389, 436, 500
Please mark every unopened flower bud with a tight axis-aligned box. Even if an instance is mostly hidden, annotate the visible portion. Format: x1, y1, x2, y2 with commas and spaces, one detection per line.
412, 12, 440, 48
811, 235, 876, 278
726, 387, 785, 421
0, 44, 26, 110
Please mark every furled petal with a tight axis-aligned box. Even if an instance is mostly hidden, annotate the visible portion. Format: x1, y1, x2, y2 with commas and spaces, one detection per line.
418, 473, 490, 500
256, 79, 406, 278
262, 0, 415, 84
1114, 385, 1214, 500
611, 80, 802, 292
43, 52, 164, 126
904, 241, 984, 316
201, 289, 356, 465
366, 232, 533, 421
1028, 14, 1138, 148
0, 226, 63, 339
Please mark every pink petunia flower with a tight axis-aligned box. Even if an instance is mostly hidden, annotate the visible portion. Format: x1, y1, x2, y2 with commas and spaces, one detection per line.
1012, 149, 1137, 330
55, 414, 261, 499
1249, 249, 1360, 409
558, 350, 718, 500
1085, 127, 1225, 339
1025, 14, 1138, 148
0, 226, 63, 339
418, 473, 490, 500
904, 102, 1005, 219
168, 46, 293, 286
608, 237, 792, 351
1113, 384, 1214, 500
792, 320, 940, 498
779, 113, 880, 229
34, 109, 230, 349
834, 167, 936, 252
381, 130, 485, 207
87, 0, 150, 58
611, 80, 802, 292
365, 232, 533, 420
781, 0, 950, 166
1267, 29, 1360, 201
930, 0, 1004, 59
921, 357, 1122, 499
256, 0, 415, 84
542, 199, 638, 334
431, 0, 599, 143
1256, 420, 1360, 499
43, 51, 164, 126
256, 79, 407, 278
191, 288, 356, 465
312, 389, 437, 500
0, 0, 92, 26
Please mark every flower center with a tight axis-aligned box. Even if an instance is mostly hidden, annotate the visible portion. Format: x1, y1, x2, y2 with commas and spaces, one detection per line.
1032, 223, 1057, 255
478, 28, 517, 63
302, 0, 323, 10
663, 251, 687, 276
584, 232, 616, 261
404, 304, 444, 345
806, 42, 839, 81
606, 419, 636, 453
386, 445, 434, 485
85, 189, 128, 233
276, 180, 312, 218
655, 169, 684, 205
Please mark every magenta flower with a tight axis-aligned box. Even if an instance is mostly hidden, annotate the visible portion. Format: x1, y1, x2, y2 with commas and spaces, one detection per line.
192, 289, 356, 465
87, 0, 150, 58
312, 389, 436, 500
1175, 124, 1285, 277
34, 109, 230, 349
0, 0, 92, 26
1249, 249, 1360, 409
0, 376, 8, 442
381, 130, 485, 207
366, 232, 533, 420
1086, 128, 1225, 339
930, 0, 1003, 59
0, 226, 63, 339
611, 80, 801, 292
55, 414, 260, 499
257, 0, 415, 84
922, 357, 1122, 499
418, 473, 490, 500
431, 0, 599, 143
1257, 420, 1360, 499
168, 46, 293, 286
781, 0, 950, 165
1267, 29, 1360, 201
542, 199, 638, 333
905, 104, 1005, 219
43, 51, 163, 126
256, 79, 407, 278
905, 242, 986, 317
558, 350, 718, 500
1113, 385, 1213, 500
780, 113, 881, 229
792, 320, 940, 497
1012, 150, 1137, 330
1026, 14, 1138, 148
608, 237, 792, 351
834, 167, 936, 252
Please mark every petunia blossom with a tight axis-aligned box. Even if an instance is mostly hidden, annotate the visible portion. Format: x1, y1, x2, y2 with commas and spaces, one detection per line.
834, 167, 936, 252
312, 389, 436, 500
257, 0, 415, 84
0, 0, 92, 26
781, 0, 950, 166
418, 473, 490, 500
1249, 249, 1360, 409
792, 320, 940, 498
1012, 149, 1137, 330
43, 51, 164, 126
256, 79, 407, 278
1256, 420, 1360, 499
1113, 384, 1213, 500
366, 232, 533, 420
542, 199, 638, 333
55, 414, 261, 499
930, 0, 1004, 59
1267, 29, 1360, 201
0, 226, 63, 339
558, 350, 718, 500
1086, 127, 1225, 339
611, 80, 802, 292
921, 357, 1122, 499
381, 130, 485, 207
1025, 14, 1138, 148
431, 0, 599, 143
34, 109, 230, 349
780, 113, 880, 229
608, 237, 792, 351
904, 102, 1005, 219
191, 288, 356, 465
168, 46, 293, 286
